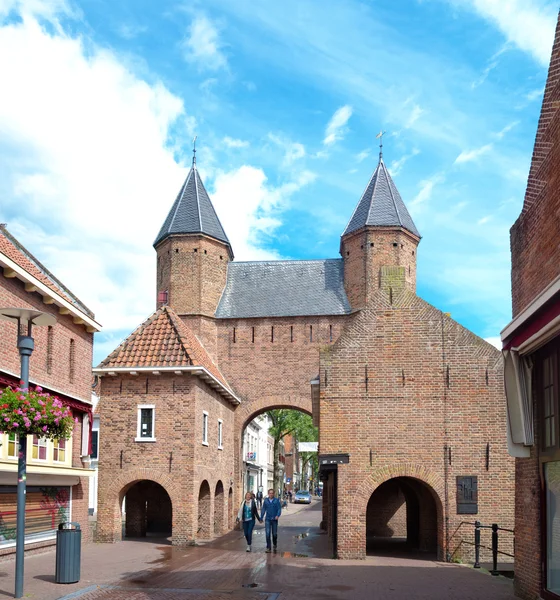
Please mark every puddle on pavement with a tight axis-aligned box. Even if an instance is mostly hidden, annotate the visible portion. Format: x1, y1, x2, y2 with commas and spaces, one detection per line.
294, 532, 309, 540
148, 546, 173, 565
242, 583, 259, 588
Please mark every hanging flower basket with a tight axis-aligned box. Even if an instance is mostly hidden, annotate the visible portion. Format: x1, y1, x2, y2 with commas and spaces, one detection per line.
0, 385, 76, 440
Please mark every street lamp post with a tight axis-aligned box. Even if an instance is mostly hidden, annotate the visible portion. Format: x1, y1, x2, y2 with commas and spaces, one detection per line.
0, 309, 56, 599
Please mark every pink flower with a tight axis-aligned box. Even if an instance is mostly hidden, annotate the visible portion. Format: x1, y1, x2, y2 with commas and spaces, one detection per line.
35, 386, 42, 392
4, 418, 9, 422
42, 425, 48, 432
74, 417, 79, 423
12, 423, 18, 427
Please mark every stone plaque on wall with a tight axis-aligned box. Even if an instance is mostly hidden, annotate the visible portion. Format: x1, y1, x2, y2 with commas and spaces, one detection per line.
456, 476, 478, 514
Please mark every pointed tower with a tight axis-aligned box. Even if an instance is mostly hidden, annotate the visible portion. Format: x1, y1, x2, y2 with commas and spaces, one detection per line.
341, 156, 420, 309
154, 156, 233, 319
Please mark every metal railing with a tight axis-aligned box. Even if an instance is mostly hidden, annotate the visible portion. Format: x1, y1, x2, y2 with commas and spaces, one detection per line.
459, 521, 514, 576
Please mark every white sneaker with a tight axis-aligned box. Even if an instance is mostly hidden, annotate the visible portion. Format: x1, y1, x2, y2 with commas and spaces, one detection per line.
246, 545, 251, 552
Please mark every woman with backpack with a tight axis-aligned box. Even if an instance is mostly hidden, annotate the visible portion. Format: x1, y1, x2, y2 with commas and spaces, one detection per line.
237, 491, 262, 552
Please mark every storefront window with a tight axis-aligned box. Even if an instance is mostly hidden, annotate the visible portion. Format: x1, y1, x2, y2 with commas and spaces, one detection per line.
546, 462, 560, 594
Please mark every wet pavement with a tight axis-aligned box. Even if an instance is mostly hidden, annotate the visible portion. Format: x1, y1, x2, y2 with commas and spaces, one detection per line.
0, 499, 517, 600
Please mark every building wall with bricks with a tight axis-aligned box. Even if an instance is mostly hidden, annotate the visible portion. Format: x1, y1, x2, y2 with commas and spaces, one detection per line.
507, 14, 560, 600
319, 286, 514, 560
0, 233, 95, 556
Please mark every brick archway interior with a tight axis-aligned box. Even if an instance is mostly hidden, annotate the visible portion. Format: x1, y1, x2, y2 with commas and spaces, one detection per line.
214, 481, 224, 535
123, 480, 172, 539
198, 480, 211, 539
366, 477, 438, 554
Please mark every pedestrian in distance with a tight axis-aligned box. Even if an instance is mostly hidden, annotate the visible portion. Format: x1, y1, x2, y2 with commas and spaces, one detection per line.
261, 488, 282, 553
237, 491, 262, 552
256, 489, 263, 509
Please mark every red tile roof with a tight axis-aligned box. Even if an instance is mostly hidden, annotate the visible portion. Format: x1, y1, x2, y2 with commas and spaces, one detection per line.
98, 306, 232, 392
0, 225, 94, 317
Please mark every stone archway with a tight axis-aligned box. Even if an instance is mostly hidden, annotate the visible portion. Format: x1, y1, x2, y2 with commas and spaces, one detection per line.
124, 480, 172, 539
214, 481, 224, 536
337, 464, 445, 559
198, 480, 211, 539
366, 477, 438, 555
97, 469, 182, 545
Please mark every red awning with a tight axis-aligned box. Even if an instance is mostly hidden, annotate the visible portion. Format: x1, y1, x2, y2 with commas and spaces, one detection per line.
503, 295, 560, 351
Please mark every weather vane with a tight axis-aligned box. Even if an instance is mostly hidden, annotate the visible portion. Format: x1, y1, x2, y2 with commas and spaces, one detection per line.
376, 130, 386, 161
192, 135, 197, 165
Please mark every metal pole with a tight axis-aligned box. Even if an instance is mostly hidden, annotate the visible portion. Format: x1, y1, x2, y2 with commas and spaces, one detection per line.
15, 329, 34, 598
491, 523, 499, 576
474, 521, 481, 568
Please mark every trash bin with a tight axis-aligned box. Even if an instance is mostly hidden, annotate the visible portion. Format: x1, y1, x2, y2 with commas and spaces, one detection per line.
55, 522, 81, 584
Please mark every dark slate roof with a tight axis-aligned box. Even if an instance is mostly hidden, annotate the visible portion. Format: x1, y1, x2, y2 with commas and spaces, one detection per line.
215, 259, 352, 319
343, 158, 420, 238
154, 165, 231, 250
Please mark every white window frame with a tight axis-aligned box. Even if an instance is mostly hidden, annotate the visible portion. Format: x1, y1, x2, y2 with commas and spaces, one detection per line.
53, 438, 68, 464
218, 419, 223, 450
31, 436, 48, 462
202, 411, 209, 446
6, 433, 18, 460
135, 404, 156, 442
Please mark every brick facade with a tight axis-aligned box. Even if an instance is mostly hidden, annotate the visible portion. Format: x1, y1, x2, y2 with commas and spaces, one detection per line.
0, 227, 97, 555
506, 13, 560, 600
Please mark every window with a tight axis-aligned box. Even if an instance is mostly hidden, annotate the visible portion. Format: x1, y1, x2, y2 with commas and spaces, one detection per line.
202, 411, 208, 445
545, 462, 560, 594
53, 439, 66, 463
32, 436, 48, 461
135, 405, 155, 441
90, 430, 99, 460
69, 339, 75, 383
7, 433, 17, 459
218, 419, 223, 449
543, 353, 557, 450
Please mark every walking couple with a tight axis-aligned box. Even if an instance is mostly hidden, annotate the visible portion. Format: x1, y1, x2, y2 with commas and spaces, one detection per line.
237, 489, 282, 553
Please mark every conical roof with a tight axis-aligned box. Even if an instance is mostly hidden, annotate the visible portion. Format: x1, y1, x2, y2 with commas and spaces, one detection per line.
154, 165, 232, 250
343, 158, 420, 238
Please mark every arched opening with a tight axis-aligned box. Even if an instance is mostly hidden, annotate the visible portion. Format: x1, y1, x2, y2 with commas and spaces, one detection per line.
214, 481, 224, 535
228, 487, 234, 530
122, 480, 172, 540
198, 480, 211, 539
366, 477, 439, 557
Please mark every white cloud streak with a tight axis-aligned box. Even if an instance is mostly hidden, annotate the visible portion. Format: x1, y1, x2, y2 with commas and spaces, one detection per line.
182, 15, 227, 71
323, 105, 352, 146
454, 143, 494, 164
223, 136, 249, 148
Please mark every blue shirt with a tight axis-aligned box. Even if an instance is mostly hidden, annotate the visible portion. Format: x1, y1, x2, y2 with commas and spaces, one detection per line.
260, 497, 282, 521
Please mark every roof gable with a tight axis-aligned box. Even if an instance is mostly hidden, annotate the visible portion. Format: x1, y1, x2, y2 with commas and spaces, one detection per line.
97, 306, 230, 391
343, 159, 420, 239
154, 166, 232, 251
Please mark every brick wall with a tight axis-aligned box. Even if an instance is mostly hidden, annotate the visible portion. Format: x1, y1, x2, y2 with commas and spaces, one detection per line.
96, 373, 236, 546
320, 287, 514, 560
341, 227, 418, 309
366, 479, 407, 538
508, 13, 560, 600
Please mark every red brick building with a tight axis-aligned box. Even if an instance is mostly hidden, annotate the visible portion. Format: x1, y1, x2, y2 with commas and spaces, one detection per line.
501, 14, 560, 600
95, 148, 514, 559
0, 225, 100, 555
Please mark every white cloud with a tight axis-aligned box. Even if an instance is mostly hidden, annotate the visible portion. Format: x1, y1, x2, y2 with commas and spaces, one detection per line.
117, 23, 148, 40
182, 15, 227, 71
494, 120, 519, 139
268, 133, 306, 166
484, 336, 502, 349
405, 104, 424, 128
477, 215, 492, 225
211, 166, 316, 260
525, 87, 544, 102
388, 148, 420, 177
323, 104, 352, 146
452, 0, 556, 66
356, 149, 370, 163
454, 143, 493, 164
410, 173, 445, 207
223, 136, 249, 148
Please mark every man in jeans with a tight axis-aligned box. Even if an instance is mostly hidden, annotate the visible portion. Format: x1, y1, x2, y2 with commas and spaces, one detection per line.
261, 488, 282, 552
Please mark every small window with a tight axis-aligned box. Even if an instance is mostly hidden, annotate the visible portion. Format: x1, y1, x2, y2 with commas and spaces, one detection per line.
157, 290, 168, 305
329, 325, 333, 342
309, 325, 313, 342
271, 326, 274, 343
69, 339, 75, 383
202, 411, 209, 445
136, 405, 155, 441
218, 419, 223, 449
32, 436, 48, 461
7, 433, 17, 459
393, 242, 398, 247
91, 430, 99, 460
252, 327, 255, 343
53, 439, 66, 463
233, 327, 236, 343
290, 325, 294, 342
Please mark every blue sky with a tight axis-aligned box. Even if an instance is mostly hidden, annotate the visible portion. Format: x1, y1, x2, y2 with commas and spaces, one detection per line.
0, 0, 557, 365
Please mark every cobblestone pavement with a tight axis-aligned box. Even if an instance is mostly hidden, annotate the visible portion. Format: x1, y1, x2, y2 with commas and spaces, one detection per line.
0, 500, 517, 600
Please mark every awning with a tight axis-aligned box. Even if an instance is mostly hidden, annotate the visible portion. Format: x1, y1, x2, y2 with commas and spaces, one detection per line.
0, 463, 94, 487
